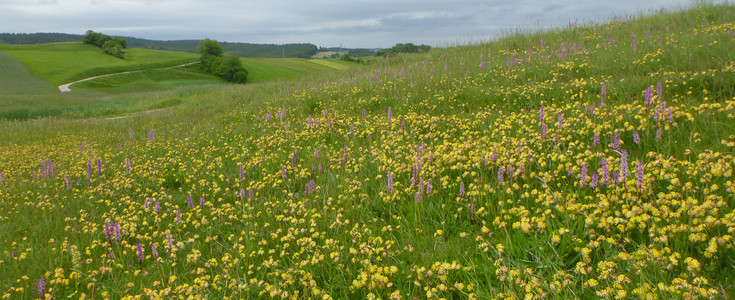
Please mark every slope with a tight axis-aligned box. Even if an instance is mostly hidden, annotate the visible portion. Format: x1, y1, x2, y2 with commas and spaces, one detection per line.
0, 50, 55, 94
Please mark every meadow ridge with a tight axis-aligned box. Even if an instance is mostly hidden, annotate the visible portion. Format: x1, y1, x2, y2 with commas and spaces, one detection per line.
0, 3, 734, 299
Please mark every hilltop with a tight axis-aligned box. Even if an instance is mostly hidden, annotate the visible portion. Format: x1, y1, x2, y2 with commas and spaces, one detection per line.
0, 3, 733, 299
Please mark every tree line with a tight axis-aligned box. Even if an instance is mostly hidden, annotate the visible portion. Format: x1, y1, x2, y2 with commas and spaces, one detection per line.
82, 30, 127, 58
376, 43, 431, 57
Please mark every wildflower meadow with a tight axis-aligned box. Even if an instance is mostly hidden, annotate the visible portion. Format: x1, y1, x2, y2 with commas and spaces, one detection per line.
1, 3, 734, 299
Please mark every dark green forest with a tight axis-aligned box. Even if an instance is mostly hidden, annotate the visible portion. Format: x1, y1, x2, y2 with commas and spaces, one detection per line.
0, 33, 320, 58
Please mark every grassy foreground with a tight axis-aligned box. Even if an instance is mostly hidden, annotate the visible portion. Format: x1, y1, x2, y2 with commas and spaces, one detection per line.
1, 3, 734, 299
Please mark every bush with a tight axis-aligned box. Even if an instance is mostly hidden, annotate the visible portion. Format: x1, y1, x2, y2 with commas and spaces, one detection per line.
84, 30, 127, 58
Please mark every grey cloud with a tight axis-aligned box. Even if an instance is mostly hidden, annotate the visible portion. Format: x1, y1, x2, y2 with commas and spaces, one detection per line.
0, 0, 711, 48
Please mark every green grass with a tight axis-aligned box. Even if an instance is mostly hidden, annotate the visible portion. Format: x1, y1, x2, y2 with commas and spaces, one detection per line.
0, 50, 55, 94
72, 67, 225, 94
0, 42, 199, 85
241, 57, 354, 83
0, 3, 734, 299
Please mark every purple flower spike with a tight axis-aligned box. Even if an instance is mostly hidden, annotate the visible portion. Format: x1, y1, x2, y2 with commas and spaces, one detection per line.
633, 130, 640, 144
459, 181, 465, 198
136, 242, 144, 262
37, 278, 45, 297
387, 173, 394, 195
151, 243, 158, 260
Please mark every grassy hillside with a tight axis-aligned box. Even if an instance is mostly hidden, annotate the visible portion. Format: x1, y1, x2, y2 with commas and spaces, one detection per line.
242, 58, 353, 83
0, 50, 55, 94
0, 3, 734, 299
72, 67, 225, 94
0, 42, 199, 85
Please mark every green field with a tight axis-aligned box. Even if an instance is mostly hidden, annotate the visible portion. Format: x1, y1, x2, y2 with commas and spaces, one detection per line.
0, 42, 199, 85
0, 3, 734, 299
241, 57, 354, 83
0, 50, 55, 94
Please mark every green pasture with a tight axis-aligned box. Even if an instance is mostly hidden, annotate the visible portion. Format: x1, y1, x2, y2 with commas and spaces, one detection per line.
0, 42, 199, 85
0, 50, 55, 94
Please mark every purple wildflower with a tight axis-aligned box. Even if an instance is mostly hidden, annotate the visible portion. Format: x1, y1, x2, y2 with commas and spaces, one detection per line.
636, 160, 645, 190
175, 209, 181, 223
248, 188, 254, 200
136, 242, 144, 262
633, 130, 640, 144
415, 192, 421, 203
167, 232, 174, 253
281, 166, 287, 179
470, 203, 476, 220
668, 107, 673, 124
459, 181, 465, 198
387, 173, 394, 195
292, 151, 297, 167
387, 106, 392, 124
580, 164, 587, 187
155, 201, 160, 214
125, 158, 131, 174
148, 127, 154, 142
645, 86, 653, 108
590, 171, 599, 188
656, 128, 662, 142
541, 123, 548, 140
619, 149, 628, 184
611, 132, 621, 150
37, 278, 45, 297
557, 113, 563, 129
187, 195, 194, 209
151, 243, 158, 260
199, 196, 205, 207
426, 180, 432, 195
593, 132, 600, 148
657, 81, 662, 99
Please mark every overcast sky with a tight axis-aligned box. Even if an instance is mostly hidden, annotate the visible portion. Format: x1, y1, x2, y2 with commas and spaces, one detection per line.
0, 0, 709, 48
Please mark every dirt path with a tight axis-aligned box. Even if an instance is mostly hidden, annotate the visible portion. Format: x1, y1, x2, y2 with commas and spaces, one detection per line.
58, 62, 198, 92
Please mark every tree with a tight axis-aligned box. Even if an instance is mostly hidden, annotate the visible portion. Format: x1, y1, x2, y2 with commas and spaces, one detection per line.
102, 40, 125, 58
197, 39, 248, 84
198, 39, 224, 58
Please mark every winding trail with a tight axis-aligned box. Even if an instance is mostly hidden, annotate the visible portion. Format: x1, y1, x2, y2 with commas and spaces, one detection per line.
58, 62, 198, 92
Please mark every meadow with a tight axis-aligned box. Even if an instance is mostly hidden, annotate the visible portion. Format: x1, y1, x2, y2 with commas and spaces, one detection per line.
0, 3, 734, 299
